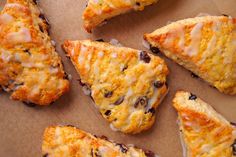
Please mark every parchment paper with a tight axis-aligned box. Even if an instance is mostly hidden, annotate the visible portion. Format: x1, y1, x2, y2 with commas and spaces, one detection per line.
0, 0, 235, 156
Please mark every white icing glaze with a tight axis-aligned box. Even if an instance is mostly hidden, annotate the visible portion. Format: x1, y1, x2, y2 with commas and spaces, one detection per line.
6, 27, 32, 43
111, 52, 117, 58
0, 49, 12, 62
110, 39, 122, 47
51, 40, 56, 46
185, 23, 203, 56
82, 86, 91, 96
198, 21, 219, 65
196, 13, 211, 17
177, 119, 187, 157
93, 60, 100, 76
124, 75, 136, 85
142, 39, 150, 49
146, 88, 159, 110
126, 88, 133, 99
5, 3, 25, 9
78, 45, 87, 64
0, 13, 14, 25
98, 51, 104, 58
85, 53, 92, 70
109, 123, 119, 132
201, 144, 213, 153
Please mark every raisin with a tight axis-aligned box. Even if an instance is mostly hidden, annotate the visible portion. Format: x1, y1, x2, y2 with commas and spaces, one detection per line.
104, 110, 111, 116
77, 79, 86, 86
122, 64, 128, 72
33, 0, 39, 4
66, 125, 75, 127
96, 39, 104, 42
23, 102, 36, 108
43, 153, 48, 157
146, 108, 155, 115
63, 72, 69, 80
150, 46, 160, 54
222, 14, 229, 17
100, 135, 108, 140
136, 2, 141, 6
191, 72, 199, 78
140, 51, 151, 63
189, 93, 197, 100
113, 96, 124, 105
134, 96, 148, 108
24, 49, 31, 55
39, 13, 50, 26
232, 139, 236, 155
154, 81, 164, 88
116, 143, 128, 153
230, 122, 236, 126
104, 91, 113, 98
144, 150, 156, 157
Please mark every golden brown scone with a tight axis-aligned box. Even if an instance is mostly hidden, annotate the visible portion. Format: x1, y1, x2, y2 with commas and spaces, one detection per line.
63, 40, 168, 134
0, 0, 69, 105
42, 126, 157, 157
173, 91, 236, 157
144, 16, 236, 95
83, 0, 158, 32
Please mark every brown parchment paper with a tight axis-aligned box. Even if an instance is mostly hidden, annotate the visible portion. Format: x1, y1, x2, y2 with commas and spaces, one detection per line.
0, 0, 236, 156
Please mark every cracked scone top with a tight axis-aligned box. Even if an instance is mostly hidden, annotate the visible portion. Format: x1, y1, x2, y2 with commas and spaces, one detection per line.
173, 91, 236, 157
144, 16, 236, 95
42, 126, 157, 157
0, 0, 69, 105
83, 0, 158, 32
63, 40, 168, 134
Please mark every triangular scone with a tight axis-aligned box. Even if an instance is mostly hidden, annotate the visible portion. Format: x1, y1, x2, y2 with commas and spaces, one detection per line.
173, 91, 236, 157
83, 0, 158, 32
144, 16, 236, 95
0, 0, 69, 105
42, 126, 157, 157
63, 40, 168, 134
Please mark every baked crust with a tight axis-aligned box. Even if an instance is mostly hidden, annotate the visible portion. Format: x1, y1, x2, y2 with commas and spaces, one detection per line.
83, 0, 158, 32
173, 91, 236, 157
0, 0, 69, 105
63, 40, 168, 134
144, 16, 236, 95
42, 126, 157, 157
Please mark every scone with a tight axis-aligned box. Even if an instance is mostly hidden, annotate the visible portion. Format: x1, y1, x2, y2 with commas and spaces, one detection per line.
42, 126, 157, 157
0, 0, 69, 105
173, 91, 236, 157
63, 40, 168, 134
83, 0, 158, 32
144, 16, 236, 95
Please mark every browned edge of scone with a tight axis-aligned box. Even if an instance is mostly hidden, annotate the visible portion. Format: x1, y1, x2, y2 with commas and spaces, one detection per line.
42, 125, 158, 157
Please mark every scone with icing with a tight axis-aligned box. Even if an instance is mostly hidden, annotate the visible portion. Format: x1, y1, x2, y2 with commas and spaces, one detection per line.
42, 126, 157, 157
63, 40, 168, 134
0, 0, 69, 105
173, 91, 236, 157
83, 0, 158, 32
144, 16, 236, 95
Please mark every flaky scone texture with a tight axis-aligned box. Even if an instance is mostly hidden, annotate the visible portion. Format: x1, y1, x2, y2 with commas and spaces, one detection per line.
63, 40, 168, 134
144, 16, 236, 95
0, 0, 69, 105
83, 0, 158, 32
173, 91, 236, 157
42, 126, 157, 157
